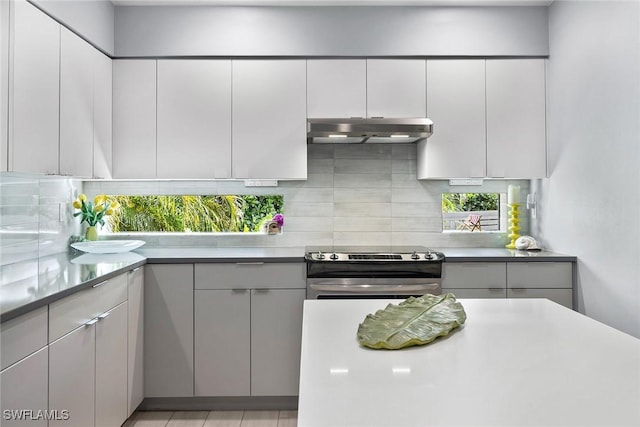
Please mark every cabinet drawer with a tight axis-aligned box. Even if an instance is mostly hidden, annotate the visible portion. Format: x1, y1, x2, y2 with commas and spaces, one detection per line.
1, 306, 48, 370
507, 288, 573, 309
49, 272, 127, 342
442, 288, 507, 299
507, 263, 573, 289
443, 263, 506, 289
195, 263, 305, 290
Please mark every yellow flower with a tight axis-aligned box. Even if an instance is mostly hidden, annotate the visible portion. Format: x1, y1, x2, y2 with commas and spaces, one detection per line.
105, 208, 114, 216
72, 199, 82, 209
109, 201, 120, 210
78, 194, 87, 202
94, 194, 107, 205
95, 205, 104, 213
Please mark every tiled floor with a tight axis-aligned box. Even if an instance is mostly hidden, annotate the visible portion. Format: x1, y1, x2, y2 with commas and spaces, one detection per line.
122, 410, 297, 427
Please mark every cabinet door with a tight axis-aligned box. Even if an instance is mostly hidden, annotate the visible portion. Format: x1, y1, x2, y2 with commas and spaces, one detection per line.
95, 302, 128, 427
366, 59, 426, 118
442, 288, 506, 299
1, 0, 8, 171
10, 0, 60, 174
443, 263, 506, 289
307, 59, 366, 118
127, 267, 144, 416
113, 60, 157, 178
507, 288, 573, 309
232, 60, 307, 179
49, 324, 95, 427
144, 264, 194, 397
507, 262, 573, 289
157, 60, 232, 179
93, 50, 112, 179
251, 289, 305, 396
194, 289, 251, 396
418, 60, 486, 178
486, 59, 546, 178
59, 27, 94, 177
0, 347, 48, 427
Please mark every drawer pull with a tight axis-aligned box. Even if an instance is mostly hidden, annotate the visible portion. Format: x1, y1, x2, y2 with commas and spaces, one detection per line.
98, 312, 111, 320
130, 267, 141, 273
489, 288, 504, 292
85, 318, 99, 326
92, 280, 108, 288
236, 262, 264, 266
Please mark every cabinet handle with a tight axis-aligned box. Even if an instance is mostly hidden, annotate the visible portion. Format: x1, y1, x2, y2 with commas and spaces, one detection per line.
231, 289, 248, 293
235, 262, 264, 266
92, 280, 108, 288
253, 289, 270, 293
85, 318, 99, 326
98, 312, 111, 320
489, 288, 504, 292
129, 267, 141, 274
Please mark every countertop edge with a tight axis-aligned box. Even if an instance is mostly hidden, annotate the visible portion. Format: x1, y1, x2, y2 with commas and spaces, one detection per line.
444, 255, 577, 262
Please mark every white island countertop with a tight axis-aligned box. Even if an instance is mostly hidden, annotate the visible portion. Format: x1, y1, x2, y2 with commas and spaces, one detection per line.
298, 299, 640, 427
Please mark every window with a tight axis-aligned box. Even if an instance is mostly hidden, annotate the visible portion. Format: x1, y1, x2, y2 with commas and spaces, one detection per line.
106, 195, 283, 233
442, 193, 502, 232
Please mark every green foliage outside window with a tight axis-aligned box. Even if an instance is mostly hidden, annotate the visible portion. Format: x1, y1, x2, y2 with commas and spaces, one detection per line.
442, 193, 499, 213
107, 195, 283, 233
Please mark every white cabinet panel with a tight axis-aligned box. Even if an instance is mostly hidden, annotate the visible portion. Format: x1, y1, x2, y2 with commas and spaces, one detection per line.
59, 27, 94, 177
10, 0, 60, 174
0, 306, 47, 370
443, 263, 506, 289
507, 288, 573, 309
95, 302, 128, 427
507, 262, 573, 289
194, 289, 251, 396
49, 324, 95, 427
93, 50, 112, 179
486, 59, 547, 178
1, 0, 8, 171
113, 60, 157, 178
366, 59, 426, 118
127, 267, 144, 416
307, 59, 366, 118
144, 264, 194, 397
232, 60, 307, 179
418, 60, 486, 178
0, 346, 48, 427
251, 288, 305, 396
157, 60, 232, 179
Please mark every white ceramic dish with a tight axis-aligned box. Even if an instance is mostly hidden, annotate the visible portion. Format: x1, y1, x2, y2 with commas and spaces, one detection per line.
71, 240, 145, 254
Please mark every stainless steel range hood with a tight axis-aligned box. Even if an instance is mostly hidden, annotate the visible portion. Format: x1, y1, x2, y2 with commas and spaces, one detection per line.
307, 117, 433, 144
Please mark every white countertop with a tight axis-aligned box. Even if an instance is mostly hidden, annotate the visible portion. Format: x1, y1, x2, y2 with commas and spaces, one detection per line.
298, 299, 640, 427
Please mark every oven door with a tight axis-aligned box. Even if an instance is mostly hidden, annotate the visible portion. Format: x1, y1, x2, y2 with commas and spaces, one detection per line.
306, 278, 442, 299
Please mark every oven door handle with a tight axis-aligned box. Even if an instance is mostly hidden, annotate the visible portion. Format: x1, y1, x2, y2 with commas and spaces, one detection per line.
308, 283, 440, 293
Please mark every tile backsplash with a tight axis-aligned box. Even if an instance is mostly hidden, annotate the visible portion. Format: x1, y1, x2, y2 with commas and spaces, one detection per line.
84, 144, 530, 248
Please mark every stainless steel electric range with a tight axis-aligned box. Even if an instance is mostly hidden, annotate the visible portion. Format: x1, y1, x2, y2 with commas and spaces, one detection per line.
304, 246, 445, 299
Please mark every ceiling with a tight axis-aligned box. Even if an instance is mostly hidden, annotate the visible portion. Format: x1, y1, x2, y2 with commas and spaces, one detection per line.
111, 0, 554, 6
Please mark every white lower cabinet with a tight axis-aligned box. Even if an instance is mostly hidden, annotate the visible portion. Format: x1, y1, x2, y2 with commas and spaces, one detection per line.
49, 302, 128, 427
127, 267, 144, 416
0, 346, 48, 427
144, 264, 194, 397
443, 261, 574, 309
194, 263, 306, 397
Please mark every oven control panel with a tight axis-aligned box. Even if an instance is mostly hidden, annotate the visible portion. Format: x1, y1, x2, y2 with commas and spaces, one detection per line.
305, 251, 444, 262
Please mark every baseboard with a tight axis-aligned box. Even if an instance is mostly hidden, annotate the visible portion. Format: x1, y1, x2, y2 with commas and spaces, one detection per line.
138, 396, 298, 411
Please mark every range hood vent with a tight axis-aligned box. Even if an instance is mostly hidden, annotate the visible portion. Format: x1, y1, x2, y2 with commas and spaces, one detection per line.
307, 117, 433, 144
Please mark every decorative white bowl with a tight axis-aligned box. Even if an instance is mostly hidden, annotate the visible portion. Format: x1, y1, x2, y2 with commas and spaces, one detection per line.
71, 240, 146, 254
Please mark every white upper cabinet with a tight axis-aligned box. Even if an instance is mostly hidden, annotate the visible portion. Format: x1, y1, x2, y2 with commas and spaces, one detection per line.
486, 59, 547, 178
10, 0, 60, 174
232, 60, 307, 179
366, 59, 426, 118
60, 27, 94, 178
157, 60, 232, 179
93, 50, 112, 179
307, 59, 366, 118
418, 60, 486, 178
113, 60, 157, 179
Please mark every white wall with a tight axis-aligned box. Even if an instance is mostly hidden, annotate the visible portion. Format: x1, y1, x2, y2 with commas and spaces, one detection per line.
1, 0, 8, 171
30, 0, 115, 55
532, 0, 640, 337
114, 5, 548, 57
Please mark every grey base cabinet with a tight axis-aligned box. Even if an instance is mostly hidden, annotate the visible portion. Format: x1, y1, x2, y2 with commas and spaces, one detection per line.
127, 267, 144, 415
443, 261, 574, 309
144, 264, 194, 397
0, 347, 48, 427
194, 263, 306, 397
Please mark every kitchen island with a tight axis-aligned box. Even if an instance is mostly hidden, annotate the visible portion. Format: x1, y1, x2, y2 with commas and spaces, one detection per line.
298, 298, 640, 427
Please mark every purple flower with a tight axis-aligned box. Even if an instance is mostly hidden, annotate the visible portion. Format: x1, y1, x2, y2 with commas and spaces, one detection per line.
272, 214, 284, 227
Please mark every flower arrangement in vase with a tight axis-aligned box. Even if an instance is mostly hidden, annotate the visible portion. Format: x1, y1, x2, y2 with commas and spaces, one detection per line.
72, 194, 119, 241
